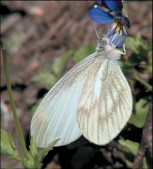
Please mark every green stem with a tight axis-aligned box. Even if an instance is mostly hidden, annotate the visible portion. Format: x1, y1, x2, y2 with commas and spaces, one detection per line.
134, 72, 152, 91
1, 44, 28, 157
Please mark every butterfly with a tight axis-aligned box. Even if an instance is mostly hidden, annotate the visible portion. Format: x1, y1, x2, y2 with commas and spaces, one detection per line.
30, 35, 133, 148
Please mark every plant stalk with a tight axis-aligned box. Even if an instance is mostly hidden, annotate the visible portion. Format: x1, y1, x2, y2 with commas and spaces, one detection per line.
134, 72, 152, 91
1, 44, 28, 157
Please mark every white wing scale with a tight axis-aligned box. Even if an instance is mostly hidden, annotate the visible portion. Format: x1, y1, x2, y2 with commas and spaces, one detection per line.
31, 50, 133, 147
77, 57, 132, 145
31, 53, 97, 147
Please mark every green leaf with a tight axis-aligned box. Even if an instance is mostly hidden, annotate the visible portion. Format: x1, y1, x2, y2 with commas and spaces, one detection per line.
73, 45, 95, 64
118, 139, 137, 168
0, 129, 21, 162
119, 139, 139, 156
20, 137, 59, 169
52, 50, 74, 75
32, 71, 57, 90
21, 155, 40, 169
125, 34, 152, 66
29, 136, 38, 157
125, 34, 142, 54
119, 139, 149, 169
39, 138, 60, 159
128, 99, 149, 128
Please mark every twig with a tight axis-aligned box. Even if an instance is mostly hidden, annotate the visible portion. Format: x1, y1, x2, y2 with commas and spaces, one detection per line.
133, 73, 152, 92
133, 103, 152, 169
1, 43, 28, 158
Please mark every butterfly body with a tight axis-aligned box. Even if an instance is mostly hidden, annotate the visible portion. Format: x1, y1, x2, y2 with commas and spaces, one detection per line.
31, 36, 132, 147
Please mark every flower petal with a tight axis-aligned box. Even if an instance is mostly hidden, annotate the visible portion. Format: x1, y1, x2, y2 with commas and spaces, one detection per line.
104, 0, 123, 11
123, 16, 131, 28
97, 0, 109, 9
89, 7, 114, 24
107, 26, 127, 48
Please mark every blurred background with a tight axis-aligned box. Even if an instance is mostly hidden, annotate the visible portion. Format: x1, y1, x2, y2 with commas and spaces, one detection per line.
1, 1, 152, 169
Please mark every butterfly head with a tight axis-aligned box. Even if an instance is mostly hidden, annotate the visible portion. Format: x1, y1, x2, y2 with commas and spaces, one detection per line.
96, 35, 125, 59
96, 35, 114, 53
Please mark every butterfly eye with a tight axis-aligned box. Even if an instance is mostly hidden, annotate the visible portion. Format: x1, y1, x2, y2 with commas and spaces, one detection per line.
101, 38, 108, 47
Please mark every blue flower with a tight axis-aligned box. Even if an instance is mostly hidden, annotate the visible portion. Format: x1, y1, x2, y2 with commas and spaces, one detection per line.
107, 25, 127, 48
89, 0, 130, 28
89, 0, 130, 48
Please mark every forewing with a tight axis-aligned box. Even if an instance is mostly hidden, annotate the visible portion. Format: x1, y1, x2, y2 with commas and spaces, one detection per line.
31, 53, 96, 147
77, 59, 133, 145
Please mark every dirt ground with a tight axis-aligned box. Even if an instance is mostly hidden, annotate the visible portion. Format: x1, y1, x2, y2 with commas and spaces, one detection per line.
0, 1, 152, 169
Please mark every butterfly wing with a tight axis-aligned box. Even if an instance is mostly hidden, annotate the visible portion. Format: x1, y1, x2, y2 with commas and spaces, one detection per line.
77, 58, 133, 145
30, 52, 97, 147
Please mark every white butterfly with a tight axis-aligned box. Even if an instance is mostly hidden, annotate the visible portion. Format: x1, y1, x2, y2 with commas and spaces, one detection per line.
30, 36, 133, 148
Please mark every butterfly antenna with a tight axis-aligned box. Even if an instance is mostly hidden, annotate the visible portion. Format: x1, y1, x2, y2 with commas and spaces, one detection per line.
93, 24, 100, 39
